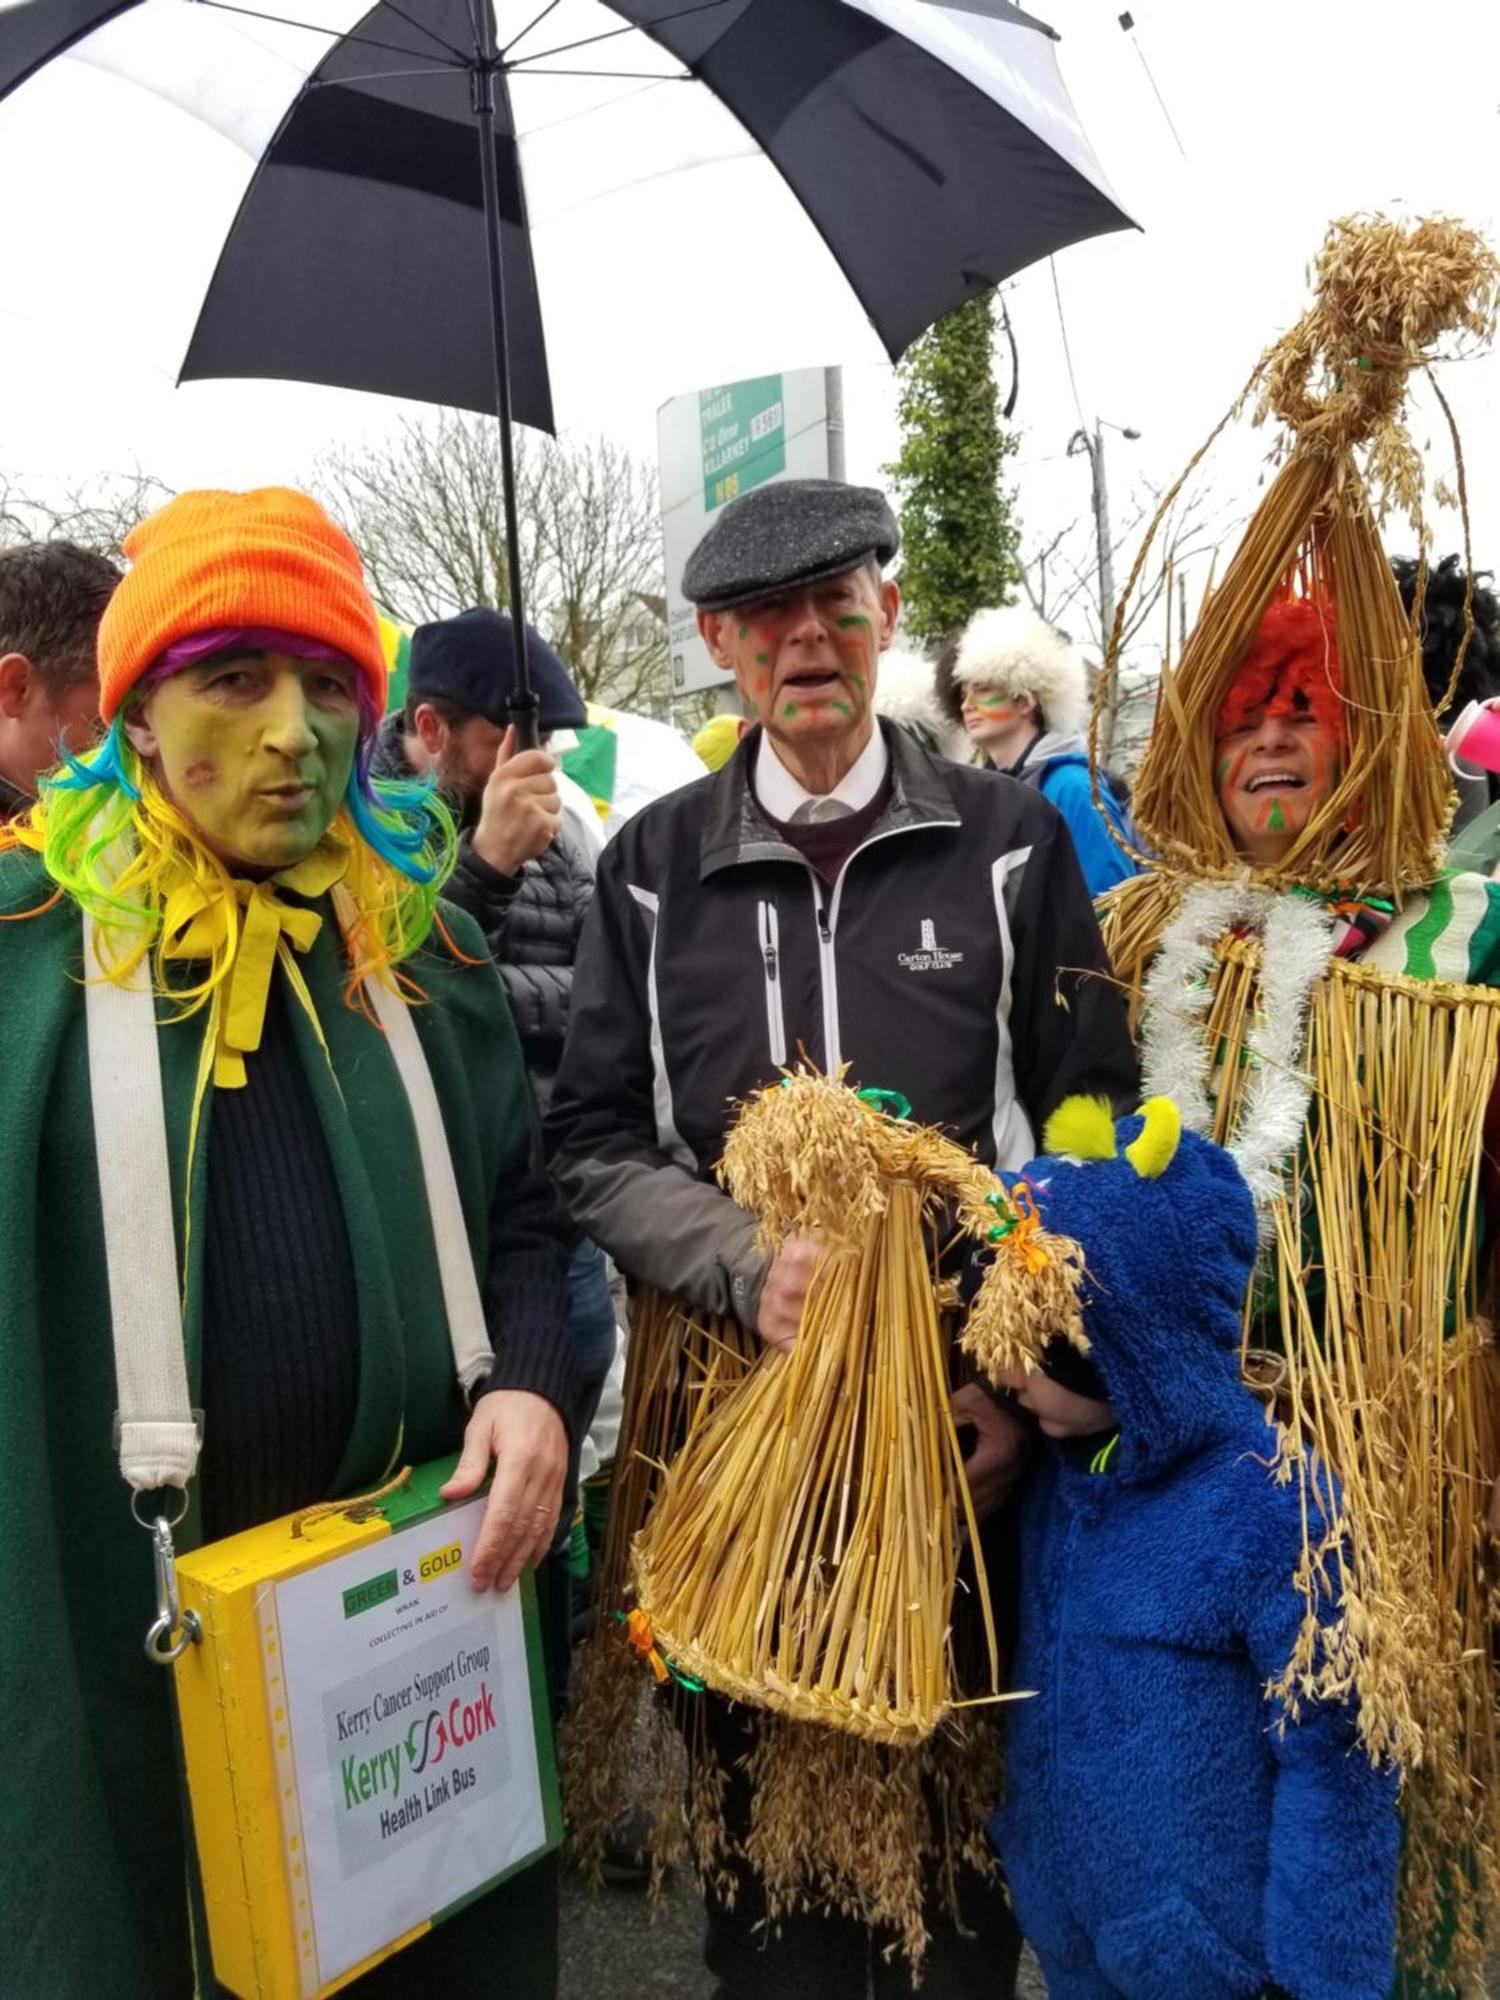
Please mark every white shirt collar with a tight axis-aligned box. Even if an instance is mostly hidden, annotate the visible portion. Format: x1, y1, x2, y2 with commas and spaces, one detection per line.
753, 725, 889, 824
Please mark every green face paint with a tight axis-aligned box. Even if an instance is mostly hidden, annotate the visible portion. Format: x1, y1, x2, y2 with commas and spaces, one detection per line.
1214, 757, 1231, 791
831, 700, 852, 716
782, 702, 799, 719
139, 651, 359, 874
755, 651, 768, 666
836, 614, 871, 630
738, 625, 749, 641
1267, 797, 1287, 833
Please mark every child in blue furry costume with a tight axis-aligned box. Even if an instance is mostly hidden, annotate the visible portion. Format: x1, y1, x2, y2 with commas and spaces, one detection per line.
986, 1097, 1400, 2000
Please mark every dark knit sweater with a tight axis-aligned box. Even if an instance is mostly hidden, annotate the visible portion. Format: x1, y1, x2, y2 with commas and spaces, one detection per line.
0, 852, 572, 1998
761, 774, 894, 885
199, 980, 361, 1541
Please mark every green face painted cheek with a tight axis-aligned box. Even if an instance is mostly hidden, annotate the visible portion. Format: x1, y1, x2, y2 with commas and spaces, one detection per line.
739, 625, 749, 641
831, 700, 852, 716
1214, 757, 1232, 791
782, 702, 800, 719
836, 614, 871, 630
755, 651, 768, 666
146, 670, 356, 872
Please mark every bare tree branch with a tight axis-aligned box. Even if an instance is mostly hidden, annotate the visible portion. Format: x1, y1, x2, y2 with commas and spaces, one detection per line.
0, 468, 173, 558
314, 411, 680, 715
1020, 479, 1225, 658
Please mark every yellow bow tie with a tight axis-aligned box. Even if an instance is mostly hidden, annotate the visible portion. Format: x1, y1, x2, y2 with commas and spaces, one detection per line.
163, 843, 351, 1089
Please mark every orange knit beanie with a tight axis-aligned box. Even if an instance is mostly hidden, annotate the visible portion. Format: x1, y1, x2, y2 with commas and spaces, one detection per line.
97, 487, 386, 722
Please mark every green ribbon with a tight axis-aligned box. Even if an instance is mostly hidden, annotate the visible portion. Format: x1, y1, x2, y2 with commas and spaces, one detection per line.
857, 1086, 912, 1121
985, 1188, 1018, 1240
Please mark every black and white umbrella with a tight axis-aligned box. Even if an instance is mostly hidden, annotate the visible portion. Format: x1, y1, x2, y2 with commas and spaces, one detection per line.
0, 0, 1130, 727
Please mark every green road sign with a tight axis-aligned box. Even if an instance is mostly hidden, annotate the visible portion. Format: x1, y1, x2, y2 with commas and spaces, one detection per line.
700, 375, 785, 513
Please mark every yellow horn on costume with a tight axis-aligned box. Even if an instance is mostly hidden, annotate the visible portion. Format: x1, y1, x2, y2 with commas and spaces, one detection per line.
1125, 1097, 1181, 1179
1043, 1094, 1118, 1161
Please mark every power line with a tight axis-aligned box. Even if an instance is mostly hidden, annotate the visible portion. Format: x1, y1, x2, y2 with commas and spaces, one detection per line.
1049, 256, 1087, 433
1116, 10, 1187, 159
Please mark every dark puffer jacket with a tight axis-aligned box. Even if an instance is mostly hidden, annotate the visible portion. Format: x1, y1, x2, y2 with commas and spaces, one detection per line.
373, 714, 594, 1108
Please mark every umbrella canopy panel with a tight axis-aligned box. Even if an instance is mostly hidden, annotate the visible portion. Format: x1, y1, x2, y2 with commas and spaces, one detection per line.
0, 0, 1132, 431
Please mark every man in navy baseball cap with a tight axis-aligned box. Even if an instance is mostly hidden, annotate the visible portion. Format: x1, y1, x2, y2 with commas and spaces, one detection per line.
409, 607, 588, 735
374, 605, 616, 1690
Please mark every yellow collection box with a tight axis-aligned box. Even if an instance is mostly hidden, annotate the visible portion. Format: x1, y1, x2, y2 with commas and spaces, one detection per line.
173, 1458, 560, 1998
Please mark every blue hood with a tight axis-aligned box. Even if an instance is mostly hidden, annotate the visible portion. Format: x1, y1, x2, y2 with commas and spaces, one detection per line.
1010, 1107, 1261, 1484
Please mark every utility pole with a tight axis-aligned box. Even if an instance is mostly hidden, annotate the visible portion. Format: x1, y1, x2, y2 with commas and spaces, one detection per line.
824, 365, 846, 481
1091, 423, 1115, 652
1068, 418, 1139, 763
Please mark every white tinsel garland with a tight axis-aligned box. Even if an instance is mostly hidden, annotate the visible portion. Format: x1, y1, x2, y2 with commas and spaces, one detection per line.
1139, 882, 1338, 1216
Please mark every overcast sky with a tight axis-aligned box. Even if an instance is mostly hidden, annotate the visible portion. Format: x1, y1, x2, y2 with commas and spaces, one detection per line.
2, 0, 1497, 659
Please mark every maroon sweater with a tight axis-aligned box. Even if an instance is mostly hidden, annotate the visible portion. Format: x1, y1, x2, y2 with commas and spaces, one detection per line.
761, 774, 894, 884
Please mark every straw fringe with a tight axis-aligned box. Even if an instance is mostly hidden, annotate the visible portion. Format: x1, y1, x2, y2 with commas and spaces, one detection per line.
564, 1071, 1080, 1969
562, 1289, 756, 1889
637, 1070, 1083, 1746
1106, 881, 1500, 1990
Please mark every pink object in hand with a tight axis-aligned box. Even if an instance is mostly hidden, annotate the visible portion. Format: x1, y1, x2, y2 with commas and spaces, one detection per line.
1447, 700, 1500, 775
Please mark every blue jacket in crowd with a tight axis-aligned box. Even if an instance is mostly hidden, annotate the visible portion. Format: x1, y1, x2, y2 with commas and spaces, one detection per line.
990, 1102, 1400, 2000
996, 729, 1138, 898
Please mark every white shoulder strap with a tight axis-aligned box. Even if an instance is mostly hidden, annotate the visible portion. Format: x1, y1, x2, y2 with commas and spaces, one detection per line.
355, 955, 495, 1398
89, 904, 496, 1495
84, 914, 200, 1492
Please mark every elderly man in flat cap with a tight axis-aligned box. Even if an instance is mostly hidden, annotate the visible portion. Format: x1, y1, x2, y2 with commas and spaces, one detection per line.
548, 478, 1137, 1998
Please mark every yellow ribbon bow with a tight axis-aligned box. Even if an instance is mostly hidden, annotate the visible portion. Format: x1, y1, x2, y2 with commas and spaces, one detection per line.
163, 842, 350, 1089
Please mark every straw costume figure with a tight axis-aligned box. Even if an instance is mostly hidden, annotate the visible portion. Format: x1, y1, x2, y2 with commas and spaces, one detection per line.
1099, 217, 1500, 1994
565, 1068, 1084, 1973
0, 488, 572, 1997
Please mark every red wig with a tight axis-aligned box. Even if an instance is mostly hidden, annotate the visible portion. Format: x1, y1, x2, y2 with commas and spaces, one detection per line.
1215, 597, 1343, 741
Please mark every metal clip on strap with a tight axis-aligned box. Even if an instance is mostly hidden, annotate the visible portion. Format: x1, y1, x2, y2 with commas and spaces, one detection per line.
144, 1511, 202, 1665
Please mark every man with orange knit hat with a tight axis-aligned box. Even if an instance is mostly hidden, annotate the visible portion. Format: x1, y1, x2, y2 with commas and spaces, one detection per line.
0, 487, 571, 1998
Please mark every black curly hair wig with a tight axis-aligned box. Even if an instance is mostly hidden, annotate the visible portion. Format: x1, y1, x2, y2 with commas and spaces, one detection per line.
1391, 553, 1500, 723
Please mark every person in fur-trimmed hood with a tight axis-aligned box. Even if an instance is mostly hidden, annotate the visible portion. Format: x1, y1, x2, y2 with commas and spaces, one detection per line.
871, 643, 970, 761
936, 605, 1137, 895
985, 1095, 1400, 2000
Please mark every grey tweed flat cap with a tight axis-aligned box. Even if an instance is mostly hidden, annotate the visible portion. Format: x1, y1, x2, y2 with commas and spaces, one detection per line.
682, 478, 900, 611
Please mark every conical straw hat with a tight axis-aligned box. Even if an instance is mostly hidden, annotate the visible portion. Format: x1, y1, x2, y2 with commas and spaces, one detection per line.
1120, 216, 1498, 897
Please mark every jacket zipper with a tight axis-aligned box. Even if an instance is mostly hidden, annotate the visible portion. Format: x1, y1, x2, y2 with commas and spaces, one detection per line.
805, 819, 960, 1072
758, 899, 787, 1067
807, 875, 838, 1070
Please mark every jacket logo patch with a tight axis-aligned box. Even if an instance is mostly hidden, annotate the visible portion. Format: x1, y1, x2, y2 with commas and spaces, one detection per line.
898, 917, 965, 973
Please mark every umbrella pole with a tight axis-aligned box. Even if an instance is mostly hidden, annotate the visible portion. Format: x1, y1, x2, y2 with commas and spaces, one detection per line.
470, 1, 540, 750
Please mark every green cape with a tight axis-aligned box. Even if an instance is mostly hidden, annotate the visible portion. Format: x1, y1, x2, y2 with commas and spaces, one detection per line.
0, 849, 551, 1995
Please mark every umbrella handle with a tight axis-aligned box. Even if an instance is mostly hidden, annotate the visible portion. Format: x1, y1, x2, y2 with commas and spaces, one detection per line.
509, 689, 541, 753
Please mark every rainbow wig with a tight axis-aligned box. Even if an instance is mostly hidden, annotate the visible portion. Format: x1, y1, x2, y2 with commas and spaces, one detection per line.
3, 671, 457, 1019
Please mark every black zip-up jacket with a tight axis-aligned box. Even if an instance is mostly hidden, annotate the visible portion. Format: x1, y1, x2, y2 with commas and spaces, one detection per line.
373, 713, 593, 1109
546, 723, 1137, 1327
